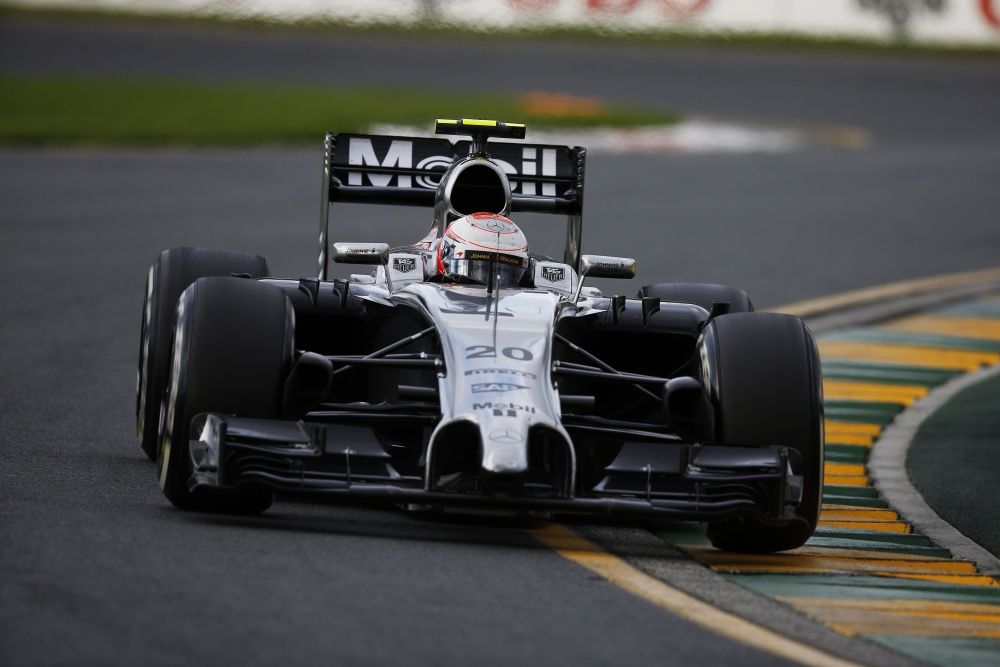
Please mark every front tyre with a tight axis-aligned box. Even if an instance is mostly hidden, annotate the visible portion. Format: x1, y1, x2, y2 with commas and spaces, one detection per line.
700, 312, 824, 552
136, 247, 269, 460
158, 276, 293, 513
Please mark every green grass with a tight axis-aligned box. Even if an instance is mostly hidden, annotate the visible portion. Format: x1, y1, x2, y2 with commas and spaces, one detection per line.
4, 4, 1000, 60
0, 75, 679, 146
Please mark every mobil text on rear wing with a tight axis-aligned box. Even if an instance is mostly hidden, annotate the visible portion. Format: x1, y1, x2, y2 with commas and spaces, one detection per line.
317, 131, 587, 278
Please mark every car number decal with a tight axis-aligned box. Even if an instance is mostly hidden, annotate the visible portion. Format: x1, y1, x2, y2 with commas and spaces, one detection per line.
464, 345, 534, 361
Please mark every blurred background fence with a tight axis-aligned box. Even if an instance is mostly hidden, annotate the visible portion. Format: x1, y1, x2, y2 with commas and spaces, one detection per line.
7, 0, 1000, 45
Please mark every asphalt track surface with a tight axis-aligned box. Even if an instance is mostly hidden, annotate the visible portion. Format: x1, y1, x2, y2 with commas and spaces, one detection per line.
2, 16, 999, 667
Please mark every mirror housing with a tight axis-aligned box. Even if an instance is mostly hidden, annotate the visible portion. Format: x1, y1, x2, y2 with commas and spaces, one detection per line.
333, 242, 389, 266
580, 254, 637, 279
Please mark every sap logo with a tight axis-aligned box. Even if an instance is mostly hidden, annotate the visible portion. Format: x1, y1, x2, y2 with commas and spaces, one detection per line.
348, 138, 558, 194
471, 382, 528, 394
464, 368, 537, 379
392, 257, 417, 273
541, 265, 565, 282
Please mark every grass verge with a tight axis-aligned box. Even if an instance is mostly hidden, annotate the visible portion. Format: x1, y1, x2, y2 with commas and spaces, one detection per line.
0, 75, 679, 147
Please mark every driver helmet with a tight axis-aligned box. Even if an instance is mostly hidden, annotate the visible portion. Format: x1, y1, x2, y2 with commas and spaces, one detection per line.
437, 213, 528, 288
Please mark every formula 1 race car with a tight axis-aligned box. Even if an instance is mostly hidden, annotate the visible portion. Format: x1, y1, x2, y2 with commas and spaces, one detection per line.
136, 119, 824, 553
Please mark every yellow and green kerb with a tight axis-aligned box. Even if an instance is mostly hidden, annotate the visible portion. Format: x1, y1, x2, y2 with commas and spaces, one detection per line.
660, 297, 1000, 666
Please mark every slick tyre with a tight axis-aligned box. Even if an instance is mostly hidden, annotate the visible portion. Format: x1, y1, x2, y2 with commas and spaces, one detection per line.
700, 312, 824, 553
637, 283, 753, 314
137, 247, 269, 460
157, 276, 293, 513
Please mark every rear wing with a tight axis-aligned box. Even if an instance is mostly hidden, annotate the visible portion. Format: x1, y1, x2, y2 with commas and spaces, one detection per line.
317, 132, 586, 279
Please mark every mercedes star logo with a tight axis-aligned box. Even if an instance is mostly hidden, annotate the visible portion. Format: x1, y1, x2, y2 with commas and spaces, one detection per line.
489, 429, 523, 444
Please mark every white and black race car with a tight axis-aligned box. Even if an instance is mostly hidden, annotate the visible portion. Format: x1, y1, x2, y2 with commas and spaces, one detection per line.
136, 119, 824, 553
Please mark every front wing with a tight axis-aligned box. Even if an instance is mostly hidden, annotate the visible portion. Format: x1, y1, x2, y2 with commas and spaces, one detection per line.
188, 413, 804, 521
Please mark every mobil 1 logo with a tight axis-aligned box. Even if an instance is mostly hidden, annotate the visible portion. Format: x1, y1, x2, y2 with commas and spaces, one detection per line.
473, 402, 537, 418
345, 136, 566, 196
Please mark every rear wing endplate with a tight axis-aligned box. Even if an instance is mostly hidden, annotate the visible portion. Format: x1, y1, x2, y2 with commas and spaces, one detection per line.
317, 132, 586, 279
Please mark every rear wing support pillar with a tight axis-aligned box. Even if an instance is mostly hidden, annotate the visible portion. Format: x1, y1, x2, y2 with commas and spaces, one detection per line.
563, 147, 586, 272
318, 133, 333, 280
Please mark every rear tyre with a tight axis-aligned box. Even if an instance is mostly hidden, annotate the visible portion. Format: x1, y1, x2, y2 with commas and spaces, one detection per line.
157, 276, 293, 513
700, 312, 824, 553
136, 247, 269, 460
637, 283, 753, 313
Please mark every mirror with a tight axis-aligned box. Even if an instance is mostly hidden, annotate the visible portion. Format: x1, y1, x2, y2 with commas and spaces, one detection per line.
580, 254, 637, 279
333, 242, 390, 266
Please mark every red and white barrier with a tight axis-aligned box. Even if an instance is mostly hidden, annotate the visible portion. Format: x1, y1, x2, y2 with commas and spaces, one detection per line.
11, 0, 1000, 46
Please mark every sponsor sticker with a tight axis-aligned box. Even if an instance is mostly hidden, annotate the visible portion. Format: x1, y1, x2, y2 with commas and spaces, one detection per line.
473, 402, 537, 418
541, 265, 566, 282
465, 250, 524, 267
343, 137, 563, 195
471, 382, 528, 394
392, 256, 417, 273
464, 368, 537, 379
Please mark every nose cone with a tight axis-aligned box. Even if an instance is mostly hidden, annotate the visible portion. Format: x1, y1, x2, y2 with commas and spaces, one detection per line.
427, 416, 531, 491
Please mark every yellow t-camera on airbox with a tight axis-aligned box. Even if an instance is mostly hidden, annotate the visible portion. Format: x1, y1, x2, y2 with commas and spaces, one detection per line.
434, 118, 527, 140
